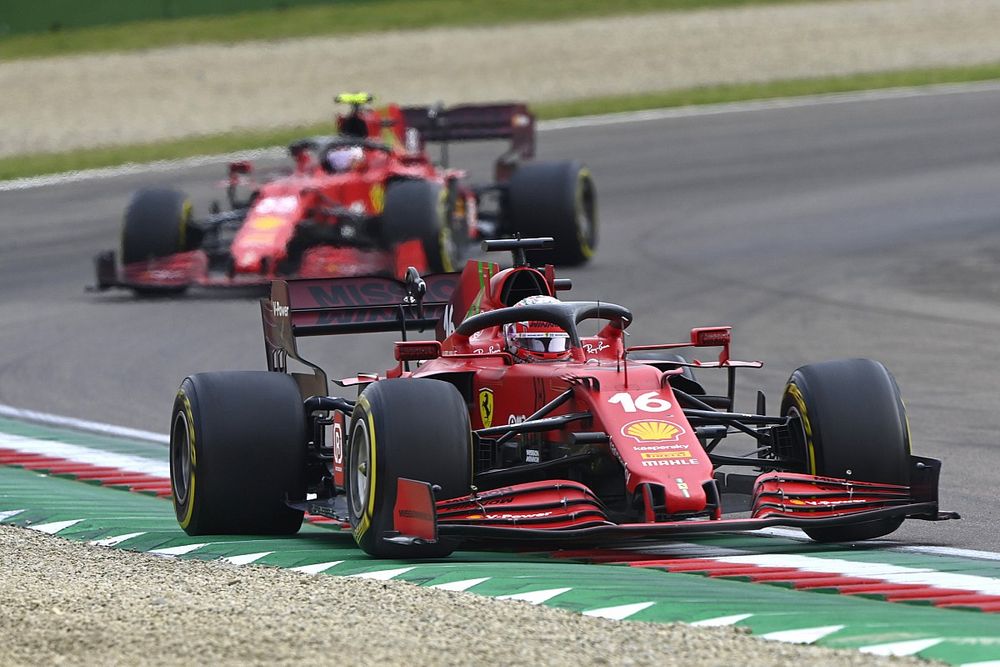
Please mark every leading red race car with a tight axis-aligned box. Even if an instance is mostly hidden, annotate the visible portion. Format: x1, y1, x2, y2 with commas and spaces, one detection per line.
94, 94, 597, 296
168, 238, 955, 558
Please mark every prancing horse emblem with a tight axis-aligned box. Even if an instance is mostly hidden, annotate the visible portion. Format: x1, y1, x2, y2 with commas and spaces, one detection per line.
479, 388, 494, 429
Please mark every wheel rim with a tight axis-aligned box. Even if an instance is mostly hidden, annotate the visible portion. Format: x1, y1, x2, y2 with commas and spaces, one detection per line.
349, 419, 371, 520
170, 411, 192, 504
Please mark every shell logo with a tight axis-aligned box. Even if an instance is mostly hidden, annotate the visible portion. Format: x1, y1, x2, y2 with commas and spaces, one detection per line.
621, 419, 686, 443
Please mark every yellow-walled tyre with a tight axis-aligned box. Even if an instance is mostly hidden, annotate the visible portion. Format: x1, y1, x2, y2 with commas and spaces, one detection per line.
382, 180, 459, 273
121, 187, 194, 296
170, 371, 306, 536
506, 161, 597, 266
780, 358, 911, 543
346, 378, 472, 558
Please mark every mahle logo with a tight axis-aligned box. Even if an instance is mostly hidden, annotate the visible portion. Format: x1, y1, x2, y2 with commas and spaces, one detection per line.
621, 419, 685, 443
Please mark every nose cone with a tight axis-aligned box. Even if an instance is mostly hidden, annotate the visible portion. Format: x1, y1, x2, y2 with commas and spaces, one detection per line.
232, 250, 262, 273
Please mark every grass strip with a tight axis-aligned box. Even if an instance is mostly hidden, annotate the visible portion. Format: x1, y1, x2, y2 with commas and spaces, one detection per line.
3, 63, 998, 182
2, 0, 835, 60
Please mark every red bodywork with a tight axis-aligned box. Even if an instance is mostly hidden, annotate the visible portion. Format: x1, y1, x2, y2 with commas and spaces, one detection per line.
95, 102, 536, 292
262, 250, 948, 549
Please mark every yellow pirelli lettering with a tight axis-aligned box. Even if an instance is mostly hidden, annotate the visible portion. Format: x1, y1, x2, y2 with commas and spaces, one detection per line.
178, 391, 197, 529
786, 383, 816, 476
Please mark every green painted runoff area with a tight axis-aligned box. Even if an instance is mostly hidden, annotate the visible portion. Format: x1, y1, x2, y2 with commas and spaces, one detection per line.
2, 460, 999, 664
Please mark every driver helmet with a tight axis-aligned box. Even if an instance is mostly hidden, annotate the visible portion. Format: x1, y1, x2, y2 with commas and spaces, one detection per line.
325, 145, 364, 173
503, 295, 572, 362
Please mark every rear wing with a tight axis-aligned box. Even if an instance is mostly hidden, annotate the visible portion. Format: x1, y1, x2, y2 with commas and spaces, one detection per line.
401, 103, 535, 180
261, 272, 460, 393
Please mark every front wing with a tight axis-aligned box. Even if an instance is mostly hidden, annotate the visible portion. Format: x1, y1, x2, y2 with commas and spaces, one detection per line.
92, 247, 402, 291
386, 460, 956, 548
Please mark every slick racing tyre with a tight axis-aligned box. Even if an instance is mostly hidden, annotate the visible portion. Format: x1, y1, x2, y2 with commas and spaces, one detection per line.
780, 358, 911, 542
346, 379, 472, 558
121, 187, 193, 296
382, 180, 459, 273
171, 371, 307, 536
506, 161, 597, 266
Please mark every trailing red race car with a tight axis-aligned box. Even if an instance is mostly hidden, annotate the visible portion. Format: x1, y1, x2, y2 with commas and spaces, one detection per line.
168, 238, 956, 557
94, 93, 597, 296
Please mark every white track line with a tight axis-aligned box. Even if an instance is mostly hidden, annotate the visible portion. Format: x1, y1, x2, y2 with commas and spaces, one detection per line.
3, 81, 1000, 193
582, 601, 655, 620
0, 431, 169, 477
716, 554, 1000, 595
0, 403, 168, 444
495, 587, 572, 604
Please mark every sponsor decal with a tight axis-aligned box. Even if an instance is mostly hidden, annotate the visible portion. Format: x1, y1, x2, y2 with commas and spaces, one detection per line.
333, 422, 343, 465
632, 444, 689, 451
486, 511, 553, 520
479, 388, 495, 428
507, 414, 527, 425
640, 451, 691, 460
305, 275, 458, 308
620, 419, 686, 443
271, 300, 290, 317
472, 345, 502, 355
248, 215, 284, 231
525, 449, 540, 464
398, 509, 434, 521
583, 341, 609, 354
254, 195, 298, 215
641, 458, 699, 467
481, 496, 514, 506
675, 478, 691, 498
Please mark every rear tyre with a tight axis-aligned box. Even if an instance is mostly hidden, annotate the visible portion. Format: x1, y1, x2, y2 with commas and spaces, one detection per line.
780, 358, 911, 542
382, 180, 459, 273
506, 161, 597, 266
346, 379, 472, 558
121, 187, 193, 296
170, 371, 306, 536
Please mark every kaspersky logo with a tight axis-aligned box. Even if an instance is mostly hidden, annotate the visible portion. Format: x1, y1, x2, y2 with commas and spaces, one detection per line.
620, 419, 686, 443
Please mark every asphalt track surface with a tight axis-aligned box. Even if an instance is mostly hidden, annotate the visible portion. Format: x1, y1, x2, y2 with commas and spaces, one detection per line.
2, 85, 999, 552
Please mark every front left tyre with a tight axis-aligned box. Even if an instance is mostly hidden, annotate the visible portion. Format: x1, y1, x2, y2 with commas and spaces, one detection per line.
346, 378, 472, 558
780, 358, 911, 543
121, 187, 193, 296
170, 371, 307, 535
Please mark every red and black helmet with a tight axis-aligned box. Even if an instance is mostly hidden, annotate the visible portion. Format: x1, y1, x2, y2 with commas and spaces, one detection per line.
503, 296, 572, 362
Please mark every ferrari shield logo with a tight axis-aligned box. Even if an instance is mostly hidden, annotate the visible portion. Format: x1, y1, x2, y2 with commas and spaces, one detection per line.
479, 388, 494, 428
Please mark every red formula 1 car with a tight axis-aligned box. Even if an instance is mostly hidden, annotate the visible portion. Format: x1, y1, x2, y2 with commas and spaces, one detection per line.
94, 94, 597, 296
168, 238, 955, 557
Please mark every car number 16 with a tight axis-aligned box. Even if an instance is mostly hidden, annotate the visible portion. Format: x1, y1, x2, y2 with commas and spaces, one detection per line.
608, 391, 672, 413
